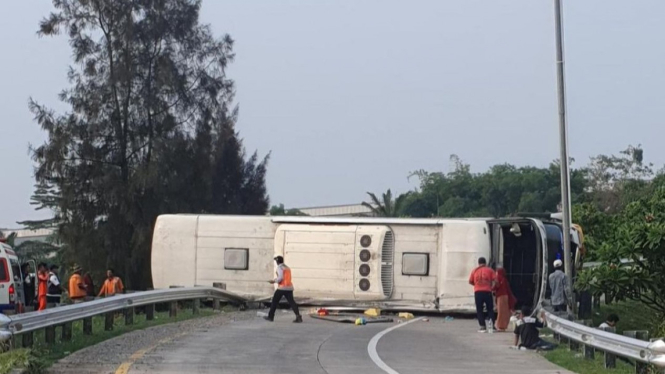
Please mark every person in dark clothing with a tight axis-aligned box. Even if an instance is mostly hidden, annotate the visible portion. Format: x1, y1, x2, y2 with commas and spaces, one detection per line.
21, 263, 36, 307
83, 272, 95, 299
46, 265, 63, 307
513, 306, 557, 351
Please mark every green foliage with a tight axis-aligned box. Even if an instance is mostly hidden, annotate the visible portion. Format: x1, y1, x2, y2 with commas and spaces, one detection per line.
362, 189, 408, 217
0, 348, 47, 374
269, 204, 307, 216
401, 155, 586, 218
29, 0, 269, 289
576, 183, 665, 316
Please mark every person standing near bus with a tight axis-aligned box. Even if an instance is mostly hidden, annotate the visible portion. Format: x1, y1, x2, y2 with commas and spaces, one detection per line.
46, 265, 63, 307
36, 263, 48, 311
21, 263, 35, 307
548, 259, 570, 312
469, 257, 496, 332
98, 268, 124, 297
264, 256, 302, 323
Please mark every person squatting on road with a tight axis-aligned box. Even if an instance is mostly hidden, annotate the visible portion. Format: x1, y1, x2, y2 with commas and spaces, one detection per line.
469, 257, 496, 332
513, 306, 557, 351
548, 259, 571, 312
264, 256, 302, 323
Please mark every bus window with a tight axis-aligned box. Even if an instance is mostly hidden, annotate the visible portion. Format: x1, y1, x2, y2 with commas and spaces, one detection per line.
0, 259, 8, 282
11, 261, 21, 282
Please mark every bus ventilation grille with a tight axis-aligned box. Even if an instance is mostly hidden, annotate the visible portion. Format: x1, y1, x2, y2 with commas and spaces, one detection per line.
381, 230, 395, 298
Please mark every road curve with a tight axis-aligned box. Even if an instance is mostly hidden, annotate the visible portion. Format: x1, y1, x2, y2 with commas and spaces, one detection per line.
123, 313, 573, 374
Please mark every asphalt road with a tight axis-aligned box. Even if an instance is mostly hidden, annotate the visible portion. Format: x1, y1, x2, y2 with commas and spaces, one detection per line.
122, 312, 573, 374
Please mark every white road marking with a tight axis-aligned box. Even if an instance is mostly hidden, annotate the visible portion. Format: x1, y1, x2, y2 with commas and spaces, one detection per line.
367, 317, 424, 374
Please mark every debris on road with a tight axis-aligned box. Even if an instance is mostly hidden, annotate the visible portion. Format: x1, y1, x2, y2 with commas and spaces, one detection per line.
364, 308, 381, 317
398, 312, 414, 320
444, 316, 454, 321
308, 312, 393, 324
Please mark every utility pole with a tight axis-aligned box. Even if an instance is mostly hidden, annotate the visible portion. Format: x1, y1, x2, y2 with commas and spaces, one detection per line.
553, 0, 575, 314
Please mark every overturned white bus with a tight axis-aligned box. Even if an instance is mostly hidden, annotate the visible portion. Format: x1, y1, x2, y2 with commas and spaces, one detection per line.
150, 214, 582, 313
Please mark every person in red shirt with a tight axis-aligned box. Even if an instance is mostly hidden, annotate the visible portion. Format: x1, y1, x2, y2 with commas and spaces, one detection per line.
36, 262, 49, 311
468, 257, 496, 332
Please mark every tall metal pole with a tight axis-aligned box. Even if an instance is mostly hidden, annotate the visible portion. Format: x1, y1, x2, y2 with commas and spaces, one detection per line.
553, 0, 574, 313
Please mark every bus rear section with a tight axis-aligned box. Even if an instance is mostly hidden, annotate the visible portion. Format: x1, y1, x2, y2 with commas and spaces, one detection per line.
489, 218, 549, 311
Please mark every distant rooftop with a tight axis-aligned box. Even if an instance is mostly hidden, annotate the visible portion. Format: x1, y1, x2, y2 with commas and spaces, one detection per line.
295, 203, 375, 217
0, 228, 56, 246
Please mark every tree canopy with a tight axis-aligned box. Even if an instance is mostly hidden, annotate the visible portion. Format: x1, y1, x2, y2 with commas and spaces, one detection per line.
269, 204, 307, 216
397, 154, 587, 218
362, 189, 407, 217
29, 0, 269, 289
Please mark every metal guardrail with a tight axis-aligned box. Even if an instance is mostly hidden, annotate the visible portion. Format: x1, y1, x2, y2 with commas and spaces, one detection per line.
0, 286, 249, 343
544, 310, 665, 369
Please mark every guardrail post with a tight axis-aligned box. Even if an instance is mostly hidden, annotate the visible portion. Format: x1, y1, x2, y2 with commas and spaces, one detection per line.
568, 320, 587, 351
624, 331, 649, 374
193, 298, 200, 315
169, 286, 182, 317
22, 332, 33, 348
146, 303, 155, 321
584, 340, 595, 360
577, 320, 593, 359
83, 317, 93, 335
105, 312, 114, 331
212, 283, 226, 311
45, 326, 56, 345
125, 307, 134, 326
603, 326, 617, 368
169, 301, 177, 318
62, 322, 72, 342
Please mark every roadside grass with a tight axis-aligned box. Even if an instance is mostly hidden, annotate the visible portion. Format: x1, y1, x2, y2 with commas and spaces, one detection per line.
543, 343, 635, 374
542, 299, 659, 374
588, 299, 658, 334
0, 304, 226, 373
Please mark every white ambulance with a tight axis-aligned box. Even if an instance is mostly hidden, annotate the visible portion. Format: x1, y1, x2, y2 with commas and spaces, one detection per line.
0, 242, 24, 313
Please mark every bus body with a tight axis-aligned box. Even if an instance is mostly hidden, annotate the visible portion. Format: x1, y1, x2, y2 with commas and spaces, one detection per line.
151, 214, 579, 313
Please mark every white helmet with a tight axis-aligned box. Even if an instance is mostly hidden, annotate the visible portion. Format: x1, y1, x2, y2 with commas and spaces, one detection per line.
553, 259, 563, 268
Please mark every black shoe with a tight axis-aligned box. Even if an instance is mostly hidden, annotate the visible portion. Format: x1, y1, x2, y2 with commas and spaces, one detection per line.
263, 316, 274, 322
293, 315, 303, 323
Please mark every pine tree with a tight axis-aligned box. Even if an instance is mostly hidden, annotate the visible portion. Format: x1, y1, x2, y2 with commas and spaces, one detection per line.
29, 0, 269, 289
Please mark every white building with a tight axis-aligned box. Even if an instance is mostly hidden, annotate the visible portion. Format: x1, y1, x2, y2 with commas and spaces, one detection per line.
0, 228, 57, 246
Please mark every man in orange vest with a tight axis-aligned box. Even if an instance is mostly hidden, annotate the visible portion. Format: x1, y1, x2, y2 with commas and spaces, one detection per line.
264, 256, 302, 323
98, 268, 124, 297
68, 265, 87, 303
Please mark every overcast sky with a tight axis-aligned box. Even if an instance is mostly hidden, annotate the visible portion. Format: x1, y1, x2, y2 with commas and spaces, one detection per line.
2, 0, 665, 228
